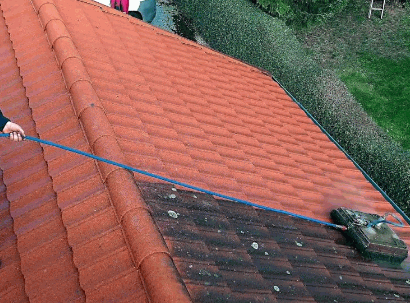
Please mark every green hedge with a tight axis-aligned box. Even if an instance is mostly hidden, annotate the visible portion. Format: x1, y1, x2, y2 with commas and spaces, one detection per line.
173, 0, 410, 216
254, 0, 350, 26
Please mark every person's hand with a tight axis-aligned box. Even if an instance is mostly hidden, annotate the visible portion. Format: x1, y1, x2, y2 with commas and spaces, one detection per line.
3, 121, 25, 142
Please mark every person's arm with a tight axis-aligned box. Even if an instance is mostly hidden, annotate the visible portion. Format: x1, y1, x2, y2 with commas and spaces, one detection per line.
0, 110, 9, 130
0, 110, 25, 142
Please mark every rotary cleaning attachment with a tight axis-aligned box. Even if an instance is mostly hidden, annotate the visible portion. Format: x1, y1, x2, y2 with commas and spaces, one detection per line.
331, 207, 408, 263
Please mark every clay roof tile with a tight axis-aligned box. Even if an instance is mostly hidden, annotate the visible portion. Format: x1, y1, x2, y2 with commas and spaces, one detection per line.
0, 0, 409, 302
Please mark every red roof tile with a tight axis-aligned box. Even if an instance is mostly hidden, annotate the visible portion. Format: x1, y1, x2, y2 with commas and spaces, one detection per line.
0, 0, 408, 301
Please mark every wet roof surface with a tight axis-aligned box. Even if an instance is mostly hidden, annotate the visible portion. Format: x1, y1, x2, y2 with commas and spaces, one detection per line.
140, 183, 410, 303
0, 0, 409, 301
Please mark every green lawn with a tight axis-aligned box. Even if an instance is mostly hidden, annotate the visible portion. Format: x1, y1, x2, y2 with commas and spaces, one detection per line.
296, 0, 410, 150
340, 55, 410, 149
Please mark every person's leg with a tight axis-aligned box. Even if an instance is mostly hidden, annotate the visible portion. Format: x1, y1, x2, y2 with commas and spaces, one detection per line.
138, 0, 156, 23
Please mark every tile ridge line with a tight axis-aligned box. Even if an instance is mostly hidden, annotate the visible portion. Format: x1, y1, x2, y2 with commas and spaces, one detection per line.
29, 0, 192, 301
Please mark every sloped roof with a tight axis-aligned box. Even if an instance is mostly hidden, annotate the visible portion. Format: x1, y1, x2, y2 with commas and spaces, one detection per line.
0, 0, 408, 302
140, 183, 410, 302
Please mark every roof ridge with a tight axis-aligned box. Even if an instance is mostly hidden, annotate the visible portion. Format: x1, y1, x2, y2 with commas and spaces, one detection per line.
30, 0, 192, 301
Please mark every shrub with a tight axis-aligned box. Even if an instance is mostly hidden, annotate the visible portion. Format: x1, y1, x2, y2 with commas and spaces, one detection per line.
254, 0, 350, 27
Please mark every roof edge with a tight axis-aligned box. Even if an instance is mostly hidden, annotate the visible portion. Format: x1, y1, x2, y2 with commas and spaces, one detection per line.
30, 0, 192, 301
271, 75, 410, 226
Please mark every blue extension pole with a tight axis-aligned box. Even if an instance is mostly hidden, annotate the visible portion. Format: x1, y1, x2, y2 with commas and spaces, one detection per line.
1, 133, 347, 230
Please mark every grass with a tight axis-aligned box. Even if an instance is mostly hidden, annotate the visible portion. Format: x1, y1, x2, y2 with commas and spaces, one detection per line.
295, 0, 410, 150
341, 56, 410, 149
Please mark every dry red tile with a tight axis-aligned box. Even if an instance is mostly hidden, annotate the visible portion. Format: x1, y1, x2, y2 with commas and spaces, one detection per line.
66, 207, 119, 247
79, 246, 134, 289
19, 235, 70, 273
13, 200, 58, 236
61, 190, 111, 226
85, 269, 148, 303
52, 160, 98, 192
56, 174, 105, 209
72, 227, 125, 268
0, 264, 26, 296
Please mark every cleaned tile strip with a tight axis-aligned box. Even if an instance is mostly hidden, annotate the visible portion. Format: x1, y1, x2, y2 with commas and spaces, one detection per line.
0, 1, 86, 301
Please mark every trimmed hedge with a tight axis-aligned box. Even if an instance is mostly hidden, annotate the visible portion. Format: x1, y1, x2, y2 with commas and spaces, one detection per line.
174, 0, 410, 215
253, 0, 350, 27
